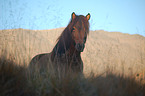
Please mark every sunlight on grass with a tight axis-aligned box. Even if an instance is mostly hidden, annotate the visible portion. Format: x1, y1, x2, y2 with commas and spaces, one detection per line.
0, 29, 145, 96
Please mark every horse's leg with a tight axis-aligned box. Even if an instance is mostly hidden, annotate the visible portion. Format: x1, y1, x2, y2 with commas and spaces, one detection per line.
77, 56, 84, 73
76, 58, 84, 77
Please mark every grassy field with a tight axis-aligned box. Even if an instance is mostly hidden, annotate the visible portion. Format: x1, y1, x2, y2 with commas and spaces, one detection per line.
0, 54, 145, 96
0, 28, 145, 96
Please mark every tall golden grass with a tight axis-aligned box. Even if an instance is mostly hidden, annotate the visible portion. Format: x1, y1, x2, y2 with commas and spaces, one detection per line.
0, 28, 145, 96
0, 53, 145, 96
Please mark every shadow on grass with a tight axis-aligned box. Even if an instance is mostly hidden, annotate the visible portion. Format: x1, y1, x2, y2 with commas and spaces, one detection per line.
0, 56, 29, 96
0, 55, 145, 96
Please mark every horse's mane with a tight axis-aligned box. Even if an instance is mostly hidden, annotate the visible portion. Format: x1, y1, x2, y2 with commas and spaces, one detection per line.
52, 15, 90, 57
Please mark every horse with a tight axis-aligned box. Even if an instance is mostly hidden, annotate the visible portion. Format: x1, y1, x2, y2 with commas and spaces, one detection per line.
29, 12, 90, 74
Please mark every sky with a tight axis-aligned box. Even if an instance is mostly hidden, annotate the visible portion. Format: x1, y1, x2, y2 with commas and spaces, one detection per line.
0, 0, 145, 36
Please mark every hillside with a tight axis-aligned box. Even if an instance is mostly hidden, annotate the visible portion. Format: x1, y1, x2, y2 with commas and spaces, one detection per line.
0, 28, 145, 76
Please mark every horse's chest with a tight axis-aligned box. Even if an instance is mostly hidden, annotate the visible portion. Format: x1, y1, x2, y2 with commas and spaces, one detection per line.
52, 53, 83, 72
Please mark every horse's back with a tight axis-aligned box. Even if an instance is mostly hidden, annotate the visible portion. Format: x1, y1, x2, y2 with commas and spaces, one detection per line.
29, 53, 51, 71
29, 53, 46, 67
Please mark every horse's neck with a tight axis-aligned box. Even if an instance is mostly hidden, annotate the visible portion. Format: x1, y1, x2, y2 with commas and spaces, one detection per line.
67, 43, 80, 57
51, 29, 81, 61
51, 40, 81, 61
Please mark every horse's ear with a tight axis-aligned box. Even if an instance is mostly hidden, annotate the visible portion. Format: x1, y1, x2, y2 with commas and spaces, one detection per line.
86, 13, 90, 20
72, 12, 76, 20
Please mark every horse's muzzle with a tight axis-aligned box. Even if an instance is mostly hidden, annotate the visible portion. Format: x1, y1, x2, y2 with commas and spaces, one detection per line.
75, 43, 85, 52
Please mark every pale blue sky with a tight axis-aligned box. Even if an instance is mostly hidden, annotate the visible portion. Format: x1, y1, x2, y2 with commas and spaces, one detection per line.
0, 0, 145, 36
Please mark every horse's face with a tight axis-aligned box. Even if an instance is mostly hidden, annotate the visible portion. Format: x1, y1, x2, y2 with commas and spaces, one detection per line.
71, 12, 90, 52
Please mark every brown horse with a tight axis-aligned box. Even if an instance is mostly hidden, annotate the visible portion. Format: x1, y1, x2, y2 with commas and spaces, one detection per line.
29, 12, 90, 73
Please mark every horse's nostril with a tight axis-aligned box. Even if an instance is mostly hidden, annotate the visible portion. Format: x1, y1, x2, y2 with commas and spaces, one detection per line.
76, 43, 85, 52
79, 44, 81, 48
76, 44, 80, 50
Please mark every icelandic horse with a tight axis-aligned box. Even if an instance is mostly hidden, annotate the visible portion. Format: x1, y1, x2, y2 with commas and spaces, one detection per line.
29, 12, 90, 74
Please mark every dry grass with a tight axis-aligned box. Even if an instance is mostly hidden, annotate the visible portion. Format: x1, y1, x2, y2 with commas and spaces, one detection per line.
0, 55, 28, 96
0, 54, 145, 96
0, 28, 145, 96
0, 28, 145, 75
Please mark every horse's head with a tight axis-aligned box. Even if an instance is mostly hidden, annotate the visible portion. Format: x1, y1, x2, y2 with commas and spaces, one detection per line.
51, 12, 90, 61
70, 12, 90, 52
